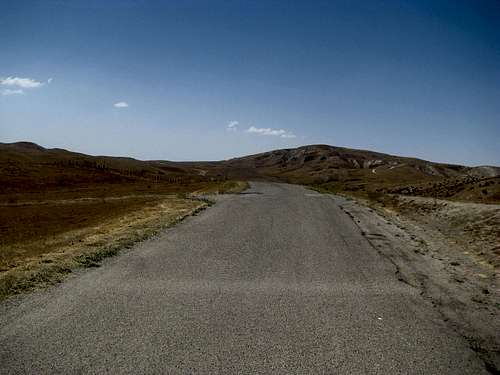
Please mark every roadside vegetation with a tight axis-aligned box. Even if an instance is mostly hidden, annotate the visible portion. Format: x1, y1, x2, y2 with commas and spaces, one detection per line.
0, 196, 203, 299
192, 180, 249, 195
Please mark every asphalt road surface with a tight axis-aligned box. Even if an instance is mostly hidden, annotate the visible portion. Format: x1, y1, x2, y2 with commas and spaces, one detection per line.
0, 182, 488, 374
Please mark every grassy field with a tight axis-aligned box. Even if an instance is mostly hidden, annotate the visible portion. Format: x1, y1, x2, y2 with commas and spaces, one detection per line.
0, 180, 249, 301
0, 142, 249, 300
0, 195, 205, 299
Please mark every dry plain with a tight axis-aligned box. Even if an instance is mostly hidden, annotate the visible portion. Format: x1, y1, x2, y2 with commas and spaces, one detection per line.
1, 141, 499, 373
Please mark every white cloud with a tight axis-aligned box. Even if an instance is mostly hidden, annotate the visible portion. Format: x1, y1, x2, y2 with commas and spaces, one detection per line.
247, 126, 284, 136
246, 126, 296, 138
0, 76, 43, 88
47, 78, 53, 84
114, 101, 129, 108
226, 121, 238, 131
1, 88, 24, 96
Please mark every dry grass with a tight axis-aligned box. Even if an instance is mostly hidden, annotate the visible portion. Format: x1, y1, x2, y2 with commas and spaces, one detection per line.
0, 195, 206, 300
310, 175, 500, 205
0, 169, 248, 301
193, 180, 249, 195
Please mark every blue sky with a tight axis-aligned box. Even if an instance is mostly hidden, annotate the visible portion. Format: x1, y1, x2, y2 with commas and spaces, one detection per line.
1, 0, 499, 165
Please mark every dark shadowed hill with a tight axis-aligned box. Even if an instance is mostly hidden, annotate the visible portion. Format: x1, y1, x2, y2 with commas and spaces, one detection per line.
0, 142, 208, 195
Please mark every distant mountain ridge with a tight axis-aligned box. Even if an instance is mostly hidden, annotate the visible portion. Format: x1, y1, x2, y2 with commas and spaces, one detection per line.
222, 144, 499, 183
1, 142, 498, 191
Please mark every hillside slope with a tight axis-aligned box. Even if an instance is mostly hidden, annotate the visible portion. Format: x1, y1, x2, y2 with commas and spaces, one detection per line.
225, 144, 497, 182
0, 142, 206, 196
220, 144, 500, 203
2, 141, 498, 202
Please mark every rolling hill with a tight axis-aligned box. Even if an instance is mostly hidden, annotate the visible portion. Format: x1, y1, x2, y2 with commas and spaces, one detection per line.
0, 142, 207, 195
215, 145, 500, 203
222, 144, 498, 182
1, 141, 498, 202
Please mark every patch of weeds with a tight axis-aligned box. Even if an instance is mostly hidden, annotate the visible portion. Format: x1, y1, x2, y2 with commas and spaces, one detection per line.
75, 245, 121, 268
193, 200, 213, 215
177, 192, 188, 199
0, 264, 73, 301
217, 181, 250, 194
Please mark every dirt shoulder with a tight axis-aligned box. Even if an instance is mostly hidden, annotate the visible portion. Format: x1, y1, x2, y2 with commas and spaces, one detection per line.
382, 195, 499, 268
326, 193, 500, 373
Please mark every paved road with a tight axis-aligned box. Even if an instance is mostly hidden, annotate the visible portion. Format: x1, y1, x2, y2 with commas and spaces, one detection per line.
0, 182, 487, 374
